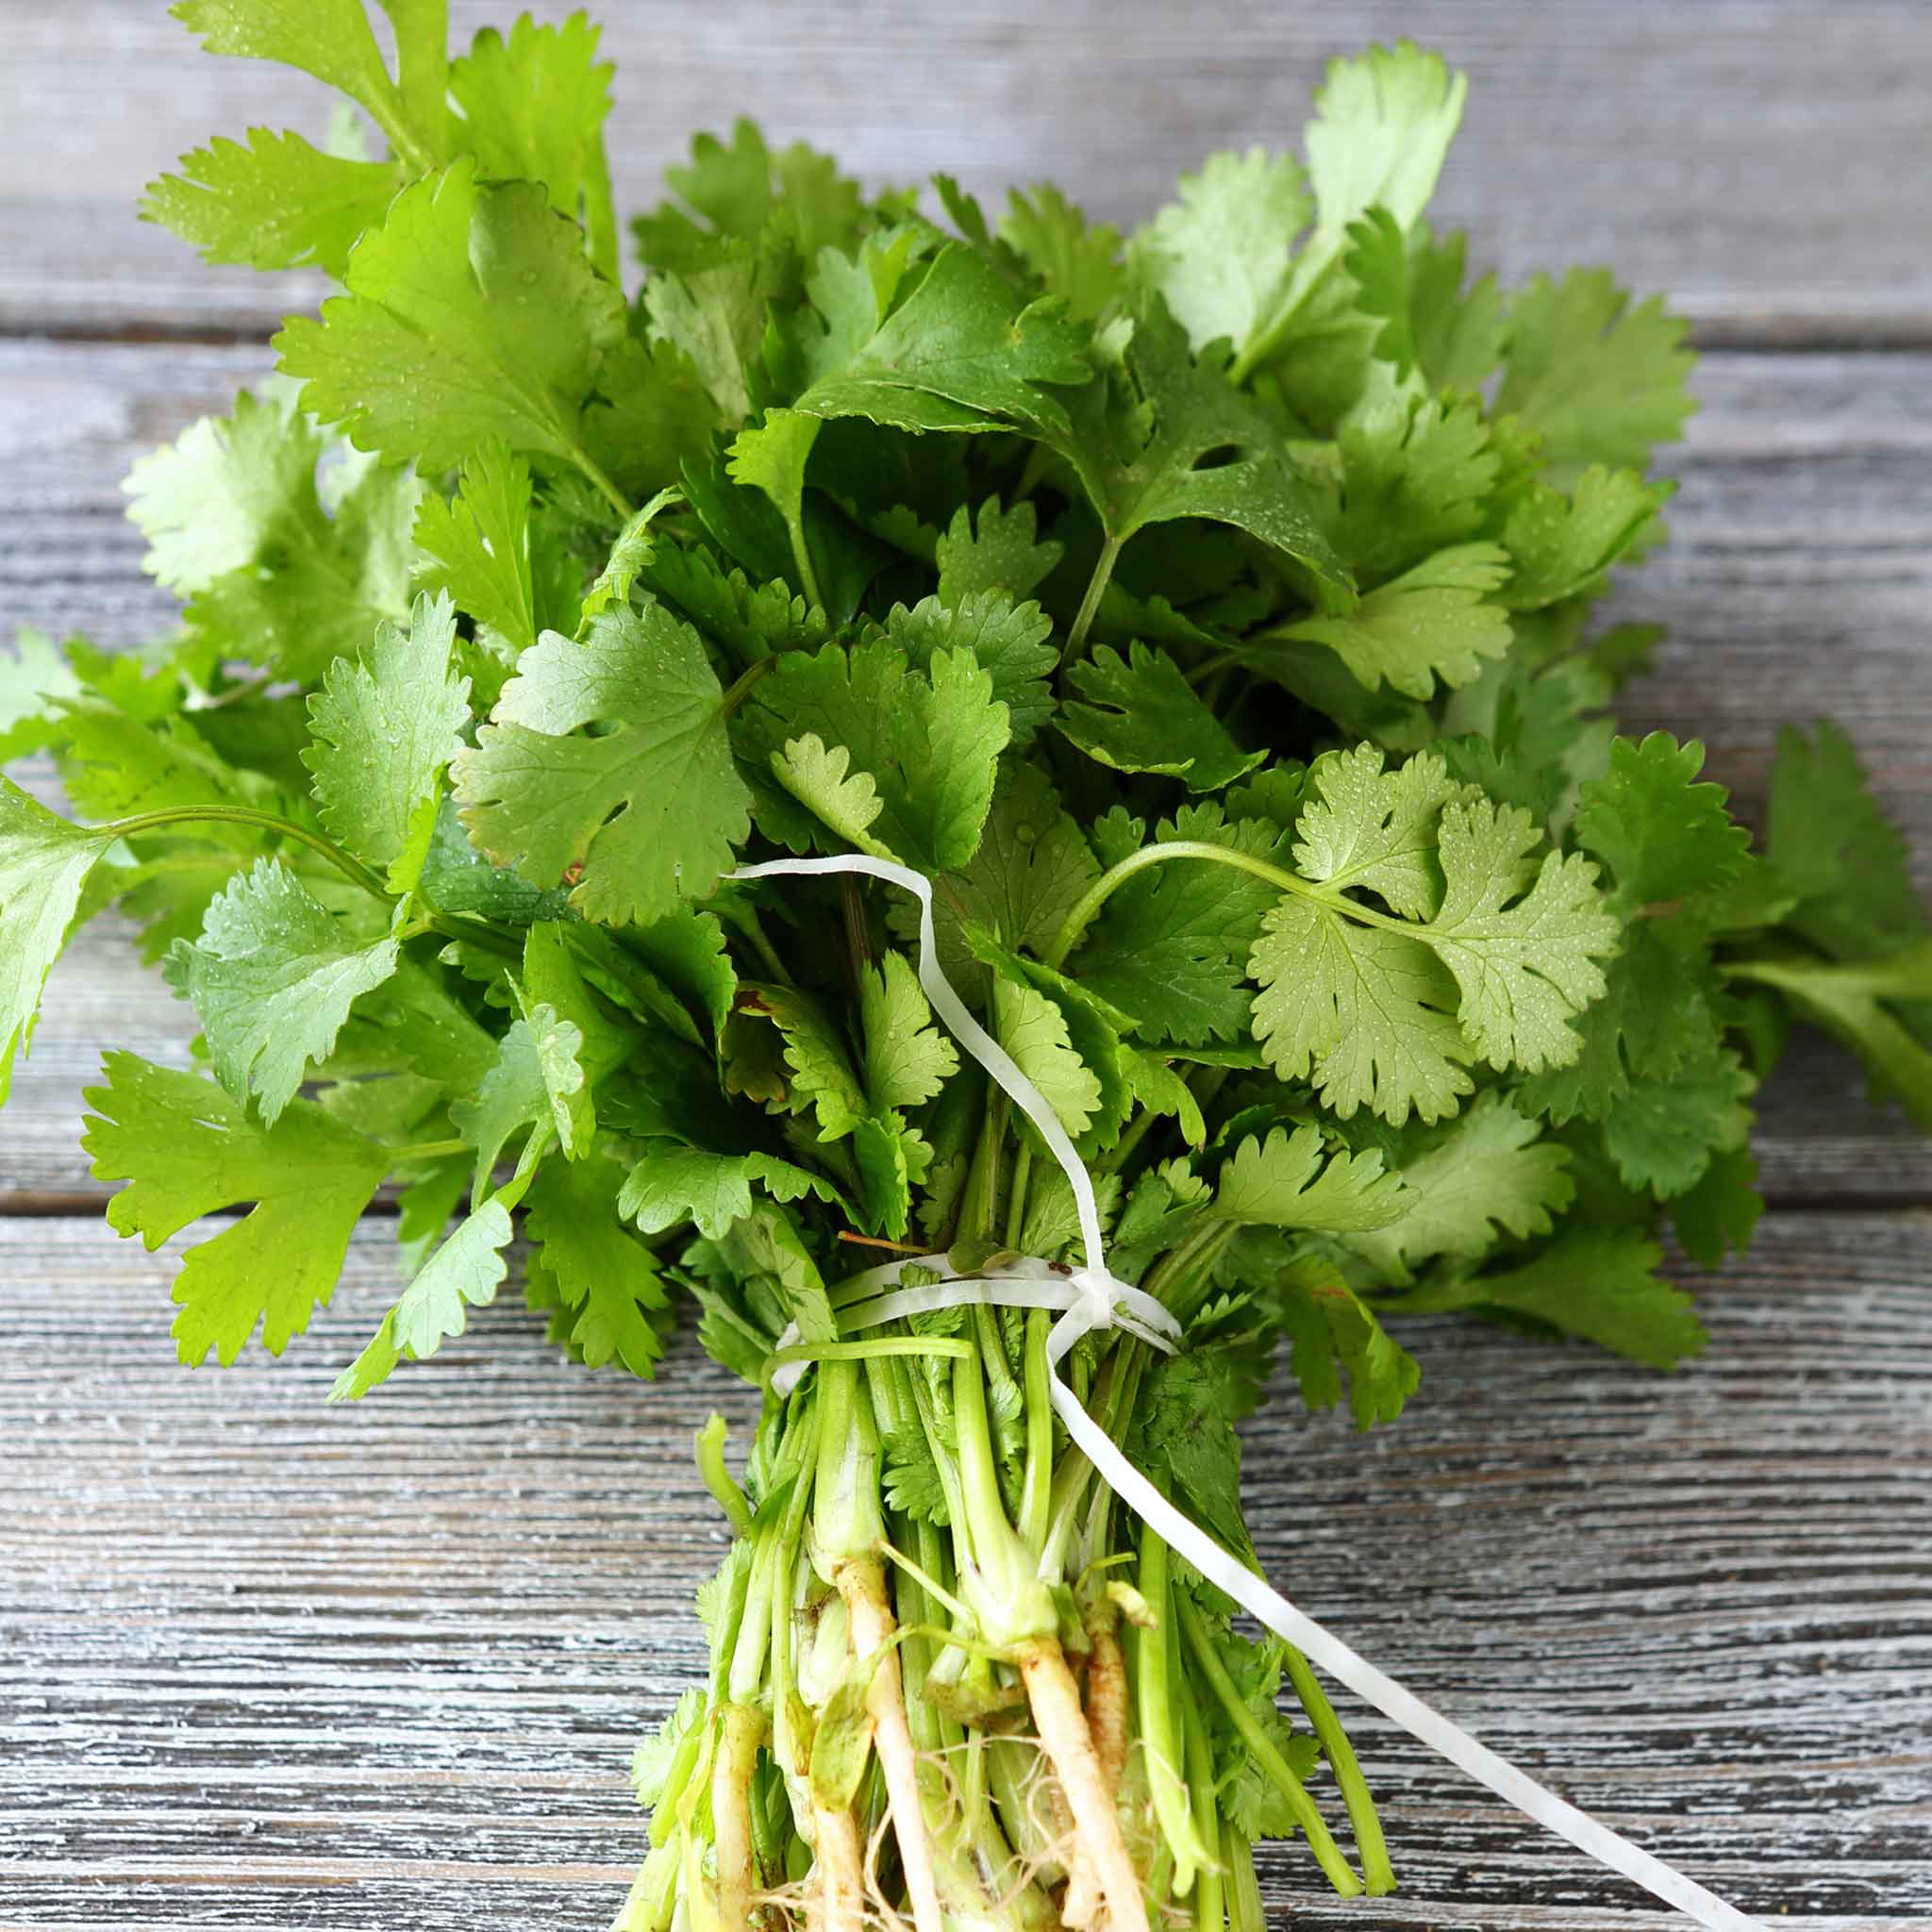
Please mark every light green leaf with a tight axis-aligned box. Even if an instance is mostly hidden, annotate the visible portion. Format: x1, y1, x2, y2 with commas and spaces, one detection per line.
880, 590, 1058, 747
993, 975, 1101, 1142
166, 858, 400, 1125
332, 1192, 517, 1400
1573, 732, 1751, 912
1501, 467, 1673, 610
413, 444, 538, 653
1344, 1092, 1574, 1281
453, 600, 753, 924
618, 1142, 843, 1240
303, 590, 470, 891
934, 497, 1063, 608
83, 1052, 389, 1366
1262, 541, 1511, 701
1496, 268, 1695, 488
579, 487, 682, 627
739, 639, 1009, 873
861, 952, 959, 1112
0, 781, 116, 1101
525, 1150, 671, 1376
1209, 1124, 1409, 1233
276, 158, 628, 480
143, 127, 399, 277
999, 183, 1125, 323
449, 1000, 591, 1205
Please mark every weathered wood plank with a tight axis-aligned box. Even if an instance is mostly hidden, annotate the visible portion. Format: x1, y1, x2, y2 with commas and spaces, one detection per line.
1, 2, 1929, 340
0, 1210, 1925, 1925
4, 338, 1929, 1202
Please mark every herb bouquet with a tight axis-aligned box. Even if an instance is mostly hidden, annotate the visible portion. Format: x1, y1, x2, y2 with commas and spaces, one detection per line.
4, 8, 1928, 1931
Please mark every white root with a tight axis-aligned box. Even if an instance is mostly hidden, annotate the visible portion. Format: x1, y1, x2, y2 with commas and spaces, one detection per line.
836, 1557, 945, 1932
813, 1801, 866, 1932
1019, 1640, 1148, 1932
714, 1705, 764, 1932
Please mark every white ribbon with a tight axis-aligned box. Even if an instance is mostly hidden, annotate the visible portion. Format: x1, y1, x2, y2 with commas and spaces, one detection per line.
732, 855, 1767, 1932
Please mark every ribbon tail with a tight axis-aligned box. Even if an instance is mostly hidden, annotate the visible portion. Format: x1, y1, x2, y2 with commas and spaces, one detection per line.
1043, 1370, 1767, 1932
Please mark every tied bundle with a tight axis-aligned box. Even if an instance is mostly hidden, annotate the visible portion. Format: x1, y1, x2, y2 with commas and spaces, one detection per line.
4, 7, 1930, 1929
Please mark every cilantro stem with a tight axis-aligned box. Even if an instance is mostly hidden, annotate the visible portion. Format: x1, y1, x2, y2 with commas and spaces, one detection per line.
1174, 1591, 1363, 1898
1045, 838, 1408, 971
388, 1138, 469, 1165
1066, 534, 1124, 659
1280, 1641, 1395, 1895
574, 448, 637, 523
102, 804, 391, 902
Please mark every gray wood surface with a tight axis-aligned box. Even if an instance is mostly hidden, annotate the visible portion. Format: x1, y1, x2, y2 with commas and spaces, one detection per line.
3, 2, 1930, 340
4, 5, 1931, 1926
1, 1210, 1926, 1926
6, 338, 1929, 1206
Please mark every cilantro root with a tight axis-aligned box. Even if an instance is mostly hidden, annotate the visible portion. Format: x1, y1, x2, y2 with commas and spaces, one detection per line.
4, 3, 1928, 1927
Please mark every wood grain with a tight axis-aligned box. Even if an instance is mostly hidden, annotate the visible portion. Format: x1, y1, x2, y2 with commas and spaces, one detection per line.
0, 1209, 1925, 1926
1, 2, 1929, 340
3, 338, 1928, 1204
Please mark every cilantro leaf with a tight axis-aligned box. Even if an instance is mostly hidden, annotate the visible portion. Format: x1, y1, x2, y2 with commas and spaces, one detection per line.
83, 1052, 389, 1366
1058, 642, 1266, 791
0, 781, 117, 1101
1263, 1246, 1421, 1428
453, 601, 753, 924
739, 638, 1009, 872
934, 497, 1064, 608
1766, 720, 1928, 964
332, 1192, 520, 1401
125, 389, 416, 681
1208, 1124, 1409, 1233
413, 445, 541, 654
999, 183, 1125, 324
166, 859, 401, 1126
1249, 746, 1620, 1122
880, 591, 1058, 748
1259, 541, 1512, 700
143, 128, 398, 278
525, 1150, 672, 1376
449, 1000, 592, 1204
277, 159, 629, 491
446, 14, 615, 257
1053, 294, 1353, 608
1395, 1227, 1706, 1371
1495, 269, 1695, 487
303, 590, 471, 891
1500, 467, 1673, 611
1573, 731, 1751, 912
861, 952, 959, 1112
1343, 1092, 1574, 1281
618, 1142, 844, 1240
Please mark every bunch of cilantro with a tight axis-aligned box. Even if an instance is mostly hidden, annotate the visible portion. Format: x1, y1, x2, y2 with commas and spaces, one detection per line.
4, 5, 1931, 1927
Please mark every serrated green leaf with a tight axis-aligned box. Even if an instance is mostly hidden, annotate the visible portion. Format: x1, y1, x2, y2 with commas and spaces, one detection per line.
83, 1052, 389, 1366
303, 590, 470, 891
618, 1142, 843, 1240
276, 158, 628, 481
0, 781, 116, 1101
525, 1150, 671, 1376
166, 858, 400, 1126
1574, 732, 1751, 912
1058, 642, 1265, 791
1209, 1124, 1409, 1233
453, 600, 752, 924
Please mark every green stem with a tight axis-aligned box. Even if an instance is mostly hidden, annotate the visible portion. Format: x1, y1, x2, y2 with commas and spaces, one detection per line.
1185, 1691, 1226, 1932
575, 447, 636, 523
1135, 1510, 1211, 1894
1047, 838, 1375, 970
1003, 1142, 1034, 1248
1281, 1642, 1395, 1896
785, 512, 824, 615
104, 805, 390, 902
695, 1415, 756, 1537
732, 905, 792, 987
1175, 1591, 1361, 1897
387, 1137, 469, 1166
1066, 533, 1124, 659
1018, 1309, 1053, 1557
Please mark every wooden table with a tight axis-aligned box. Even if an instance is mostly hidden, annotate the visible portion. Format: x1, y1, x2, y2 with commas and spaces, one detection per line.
4, 5, 1930, 1926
